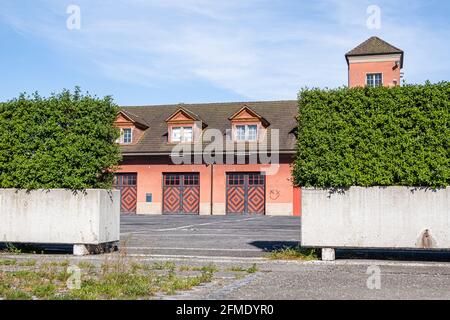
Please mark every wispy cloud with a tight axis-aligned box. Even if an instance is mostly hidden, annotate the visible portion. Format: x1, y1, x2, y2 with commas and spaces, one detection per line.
0, 0, 448, 101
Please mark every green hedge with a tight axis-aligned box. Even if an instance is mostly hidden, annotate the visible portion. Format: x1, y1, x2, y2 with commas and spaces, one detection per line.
0, 88, 121, 190
293, 82, 450, 188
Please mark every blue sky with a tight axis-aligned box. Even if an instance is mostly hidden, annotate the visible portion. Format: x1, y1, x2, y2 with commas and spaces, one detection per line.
0, 0, 448, 105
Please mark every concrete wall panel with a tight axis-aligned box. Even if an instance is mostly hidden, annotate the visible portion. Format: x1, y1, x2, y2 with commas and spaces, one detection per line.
0, 189, 120, 245
302, 187, 450, 249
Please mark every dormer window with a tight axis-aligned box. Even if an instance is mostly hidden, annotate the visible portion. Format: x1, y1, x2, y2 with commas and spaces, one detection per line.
165, 107, 207, 144
228, 106, 269, 143
171, 126, 193, 143
119, 128, 133, 144
235, 124, 258, 142
114, 110, 149, 145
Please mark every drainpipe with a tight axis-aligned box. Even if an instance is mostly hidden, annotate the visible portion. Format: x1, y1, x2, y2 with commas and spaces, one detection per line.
210, 163, 214, 215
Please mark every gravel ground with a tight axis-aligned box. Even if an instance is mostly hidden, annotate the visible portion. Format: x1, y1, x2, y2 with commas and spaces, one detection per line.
176, 260, 450, 300
2, 253, 450, 300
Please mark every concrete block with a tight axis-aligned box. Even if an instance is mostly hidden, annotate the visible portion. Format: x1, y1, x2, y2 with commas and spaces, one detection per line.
73, 244, 89, 256
321, 248, 335, 261
0, 189, 120, 252
302, 187, 450, 249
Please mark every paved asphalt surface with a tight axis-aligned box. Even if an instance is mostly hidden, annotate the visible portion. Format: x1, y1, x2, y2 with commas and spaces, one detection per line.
3, 215, 450, 299
185, 260, 450, 300
120, 215, 301, 258
119, 215, 450, 299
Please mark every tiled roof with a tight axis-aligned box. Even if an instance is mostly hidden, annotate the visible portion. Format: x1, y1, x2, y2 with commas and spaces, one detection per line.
346, 36, 404, 66
119, 100, 298, 154
120, 109, 149, 128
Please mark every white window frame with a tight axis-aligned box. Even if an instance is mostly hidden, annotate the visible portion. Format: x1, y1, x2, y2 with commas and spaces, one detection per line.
171, 126, 193, 143
234, 124, 258, 142
118, 128, 133, 144
366, 73, 383, 87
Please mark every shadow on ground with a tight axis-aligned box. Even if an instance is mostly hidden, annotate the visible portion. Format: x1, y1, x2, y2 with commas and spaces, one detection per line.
336, 249, 450, 262
250, 241, 300, 252
0, 243, 72, 254
249, 241, 450, 262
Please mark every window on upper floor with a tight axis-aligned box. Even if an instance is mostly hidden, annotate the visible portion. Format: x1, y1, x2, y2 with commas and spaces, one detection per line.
171, 126, 193, 143
366, 73, 383, 87
235, 124, 258, 142
118, 128, 133, 144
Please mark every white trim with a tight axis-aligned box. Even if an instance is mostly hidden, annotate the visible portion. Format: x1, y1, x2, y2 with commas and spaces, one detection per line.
366, 72, 383, 87
348, 53, 402, 64
234, 124, 259, 142
170, 126, 194, 143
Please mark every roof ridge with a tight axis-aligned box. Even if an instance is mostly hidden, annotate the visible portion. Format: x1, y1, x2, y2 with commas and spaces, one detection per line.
370, 36, 403, 53
121, 99, 297, 108
346, 36, 403, 57
346, 36, 375, 55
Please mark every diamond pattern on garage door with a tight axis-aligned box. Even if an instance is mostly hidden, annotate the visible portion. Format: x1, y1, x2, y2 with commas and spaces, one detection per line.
226, 186, 245, 213
247, 186, 265, 214
163, 173, 200, 214
183, 186, 200, 213
114, 174, 137, 214
163, 186, 182, 213
226, 173, 265, 215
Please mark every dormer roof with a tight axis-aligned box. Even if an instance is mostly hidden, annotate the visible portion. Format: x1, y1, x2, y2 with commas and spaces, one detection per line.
165, 106, 203, 122
165, 106, 208, 128
228, 105, 270, 127
118, 110, 149, 129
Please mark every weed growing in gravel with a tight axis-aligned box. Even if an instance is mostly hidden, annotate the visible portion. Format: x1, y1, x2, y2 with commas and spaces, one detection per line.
151, 261, 176, 271
0, 258, 217, 300
267, 246, 318, 261
3, 244, 22, 254
17, 260, 37, 267
228, 264, 259, 274
0, 259, 17, 266
179, 264, 218, 273
246, 264, 259, 274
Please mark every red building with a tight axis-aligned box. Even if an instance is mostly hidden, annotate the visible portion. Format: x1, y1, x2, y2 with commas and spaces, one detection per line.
346, 36, 404, 88
114, 36, 403, 216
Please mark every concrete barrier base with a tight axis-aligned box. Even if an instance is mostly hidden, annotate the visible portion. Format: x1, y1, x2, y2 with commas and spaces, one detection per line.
302, 187, 450, 250
0, 189, 120, 255
321, 248, 336, 261
73, 241, 119, 256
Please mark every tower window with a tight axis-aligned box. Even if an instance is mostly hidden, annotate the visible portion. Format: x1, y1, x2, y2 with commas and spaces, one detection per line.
366, 73, 383, 87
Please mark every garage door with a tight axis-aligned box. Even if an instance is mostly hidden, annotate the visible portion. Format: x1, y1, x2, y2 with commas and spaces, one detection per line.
226, 172, 265, 215
163, 173, 200, 214
114, 173, 137, 214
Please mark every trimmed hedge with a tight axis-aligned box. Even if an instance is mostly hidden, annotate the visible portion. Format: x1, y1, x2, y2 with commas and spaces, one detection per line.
293, 82, 450, 188
0, 88, 121, 190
